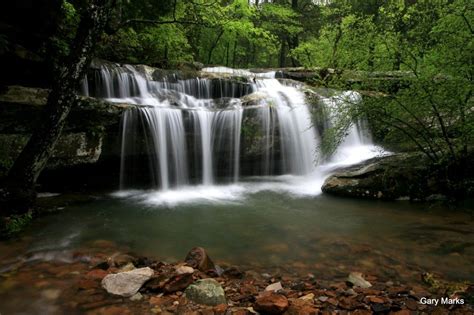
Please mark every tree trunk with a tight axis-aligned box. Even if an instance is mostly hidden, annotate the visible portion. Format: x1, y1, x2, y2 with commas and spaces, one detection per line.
0, 0, 113, 215
279, 40, 286, 68
289, 0, 300, 67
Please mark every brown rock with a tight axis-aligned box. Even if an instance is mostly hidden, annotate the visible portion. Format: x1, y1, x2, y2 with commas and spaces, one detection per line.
223, 266, 244, 279
213, 303, 228, 314
149, 296, 164, 306
86, 269, 108, 280
78, 279, 100, 290
366, 296, 385, 304
145, 274, 171, 291
405, 299, 418, 311
326, 297, 338, 306
287, 299, 318, 315
184, 247, 215, 272
164, 273, 194, 293
107, 253, 136, 268
339, 296, 359, 310
231, 309, 252, 315
254, 293, 289, 314
85, 305, 132, 315
389, 310, 411, 315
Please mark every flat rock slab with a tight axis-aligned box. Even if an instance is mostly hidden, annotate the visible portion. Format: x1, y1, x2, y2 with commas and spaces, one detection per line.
101, 267, 154, 297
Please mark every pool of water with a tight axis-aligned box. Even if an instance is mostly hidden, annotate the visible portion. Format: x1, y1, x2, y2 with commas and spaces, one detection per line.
2, 179, 473, 286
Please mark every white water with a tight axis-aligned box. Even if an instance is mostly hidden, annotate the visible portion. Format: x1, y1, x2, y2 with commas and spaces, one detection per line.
84, 63, 384, 204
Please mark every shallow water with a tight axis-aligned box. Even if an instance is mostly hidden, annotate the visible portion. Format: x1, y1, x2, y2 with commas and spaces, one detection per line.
7, 179, 474, 285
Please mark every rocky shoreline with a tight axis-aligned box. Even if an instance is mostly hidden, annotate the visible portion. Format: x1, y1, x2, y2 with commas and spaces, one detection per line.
0, 243, 472, 315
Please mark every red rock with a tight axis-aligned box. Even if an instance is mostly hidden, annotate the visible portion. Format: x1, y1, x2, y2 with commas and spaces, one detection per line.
85, 305, 131, 315
213, 303, 228, 314
164, 273, 194, 293
366, 296, 385, 304
86, 269, 108, 280
78, 279, 100, 290
184, 247, 215, 272
286, 299, 318, 315
254, 293, 289, 314
338, 296, 359, 310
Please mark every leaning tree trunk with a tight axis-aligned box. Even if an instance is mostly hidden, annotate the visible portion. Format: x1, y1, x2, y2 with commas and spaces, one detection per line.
0, 0, 113, 214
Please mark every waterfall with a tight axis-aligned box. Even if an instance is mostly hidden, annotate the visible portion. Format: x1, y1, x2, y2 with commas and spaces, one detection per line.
190, 110, 214, 185
84, 62, 381, 193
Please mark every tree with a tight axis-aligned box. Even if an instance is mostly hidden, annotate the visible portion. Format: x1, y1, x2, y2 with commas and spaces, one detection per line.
359, 0, 473, 196
1, 0, 114, 214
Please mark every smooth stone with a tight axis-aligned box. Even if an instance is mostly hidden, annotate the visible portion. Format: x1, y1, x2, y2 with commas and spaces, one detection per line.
41, 289, 61, 300
101, 267, 154, 297
130, 292, 143, 301
184, 278, 226, 306
318, 296, 328, 302
299, 293, 315, 301
175, 265, 194, 275
265, 282, 283, 292
119, 262, 136, 272
347, 272, 372, 289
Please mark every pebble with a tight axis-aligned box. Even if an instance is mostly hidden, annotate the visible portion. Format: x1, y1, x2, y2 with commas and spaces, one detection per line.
265, 282, 283, 292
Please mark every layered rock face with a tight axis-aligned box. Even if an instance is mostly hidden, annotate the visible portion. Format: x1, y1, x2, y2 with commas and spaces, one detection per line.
321, 153, 452, 201
0, 85, 131, 190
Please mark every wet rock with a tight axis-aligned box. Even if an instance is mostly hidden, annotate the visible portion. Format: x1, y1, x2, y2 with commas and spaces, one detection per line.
265, 282, 283, 292
101, 267, 154, 297
223, 266, 244, 279
184, 247, 215, 272
321, 153, 441, 201
164, 273, 194, 293
254, 293, 289, 314
184, 278, 226, 306
371, 303, 391, 313
347, 272, 372, 289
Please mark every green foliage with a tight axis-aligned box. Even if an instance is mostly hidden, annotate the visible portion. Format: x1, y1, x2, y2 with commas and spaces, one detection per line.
1, 212, 33, 238
49, 0, 80, 60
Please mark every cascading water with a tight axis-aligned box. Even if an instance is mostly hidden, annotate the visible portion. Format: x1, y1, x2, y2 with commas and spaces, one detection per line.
83, 62, 383, 202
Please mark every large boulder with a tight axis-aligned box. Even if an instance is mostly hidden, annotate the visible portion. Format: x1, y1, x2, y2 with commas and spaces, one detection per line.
101, 267, 154, 297
322, 153, 443, 200
184, 279, 226, 306
184, 247, 215, 272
